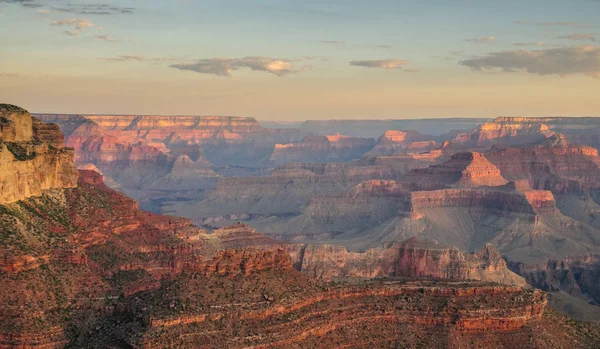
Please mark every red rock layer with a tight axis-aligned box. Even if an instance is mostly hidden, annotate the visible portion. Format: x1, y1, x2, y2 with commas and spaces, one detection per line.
126, 279, 547, 349
210, 223, 280, 249
402, 152, 508, 190
365, 130, 435, 156
285, 239, 525, 284
486, 134, 600, 194
408, 188, 556, 216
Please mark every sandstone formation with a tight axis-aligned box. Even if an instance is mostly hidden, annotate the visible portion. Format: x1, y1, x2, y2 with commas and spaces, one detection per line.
454, 116, 600, 152
2, 110, 600, 348
299, 118, 491, 138
402, 152, 508, 190
454, 118, 555, 148
80, 272, 562, 348
508, 255, 600, 321
364, 130, 436, 156
486, 134, 600, 194
269, 134, 376, 165
286, 238, 525, 284
211, 223, 280, 249
0, 104, 78, 204
167, 158, 430, 221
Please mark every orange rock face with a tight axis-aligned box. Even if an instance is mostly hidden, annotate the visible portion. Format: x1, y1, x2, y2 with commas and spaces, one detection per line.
365, 130, 435, 156
402, 152, 508, 190
454, 117, 555, 147
0, 105, 78, 204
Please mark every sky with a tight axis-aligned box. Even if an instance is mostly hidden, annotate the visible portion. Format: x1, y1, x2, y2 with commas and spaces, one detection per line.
1, 0, 599, 121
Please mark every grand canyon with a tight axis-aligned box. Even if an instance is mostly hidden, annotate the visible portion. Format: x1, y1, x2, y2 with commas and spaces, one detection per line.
2, 0, 600, 347
1, 104, 599, 348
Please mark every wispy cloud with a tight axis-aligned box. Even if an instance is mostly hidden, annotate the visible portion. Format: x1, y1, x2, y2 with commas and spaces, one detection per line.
464, 36, 496, 44
513, 42, 545, 47
0, 0, 41, 8
0, 1, 136, 15
556, 33, 597, 42
512, 20, 593, 28
100, 55, 180, 63
350, 59, 410, 69
321, 40, 392, 49
95, 34, 118, 42
53, 4, 135, 15
171, 57, 306, 77
460, 45, 600, 78
537, 21, 593, 28
52, 18, 94, 30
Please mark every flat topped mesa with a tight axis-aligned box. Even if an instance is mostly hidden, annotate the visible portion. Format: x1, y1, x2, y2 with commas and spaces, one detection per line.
0, 104, 78, 204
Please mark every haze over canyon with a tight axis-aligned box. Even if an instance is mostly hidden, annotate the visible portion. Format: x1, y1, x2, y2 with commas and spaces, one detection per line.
2, 0, 600, 347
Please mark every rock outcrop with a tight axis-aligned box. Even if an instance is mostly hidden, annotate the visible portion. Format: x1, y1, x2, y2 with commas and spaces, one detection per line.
211, 223, 280, 249
402, 152, 508, 190
364, 130, 436, 156
82, 271, 559, 348
486, 134, 600, 194
508, 255, 600, 321
0, 104, 78, 204
454, 117, 555, 148
287, 238, 525, 284
270, 134, 376, 165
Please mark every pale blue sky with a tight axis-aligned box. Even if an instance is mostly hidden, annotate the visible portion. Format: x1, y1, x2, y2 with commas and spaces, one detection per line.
1, 0, 599, 119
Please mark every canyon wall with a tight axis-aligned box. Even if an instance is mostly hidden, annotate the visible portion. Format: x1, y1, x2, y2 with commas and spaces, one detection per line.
270, 134, 376, 165
486, 134, 600, 194
0, 105, 78, 204
402, 152, 508, 190
286, 239, 525, 285
88, 274, 551, 348
364, 130, 436, 156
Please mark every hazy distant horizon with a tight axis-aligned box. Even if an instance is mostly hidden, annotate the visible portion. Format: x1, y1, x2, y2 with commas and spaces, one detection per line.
28, 109, 599, 123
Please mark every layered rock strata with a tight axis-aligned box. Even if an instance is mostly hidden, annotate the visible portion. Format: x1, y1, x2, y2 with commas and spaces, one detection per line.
402, 152, 508, 190
0, 104, 78, 204
286, 238, 525, 284
270, 134, 376, 165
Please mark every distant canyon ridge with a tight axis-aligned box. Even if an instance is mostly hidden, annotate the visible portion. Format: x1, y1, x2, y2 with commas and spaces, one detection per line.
35, 112, 600, 322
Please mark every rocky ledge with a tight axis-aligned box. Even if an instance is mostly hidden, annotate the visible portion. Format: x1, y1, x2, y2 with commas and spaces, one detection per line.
0, 104, 78, 204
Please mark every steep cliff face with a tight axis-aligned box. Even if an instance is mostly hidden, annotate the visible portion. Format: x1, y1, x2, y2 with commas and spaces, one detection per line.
286, 238, 525, 284
486, 134, 600, 194
454, 118, 555, 147
0, 105, 78, 204
408, 188, 556, 215
36, 114, 309, 167
402, 152, 508, 190
508, 255, 600, 321
364, 130, 436, 156
270, 134, 376, 165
